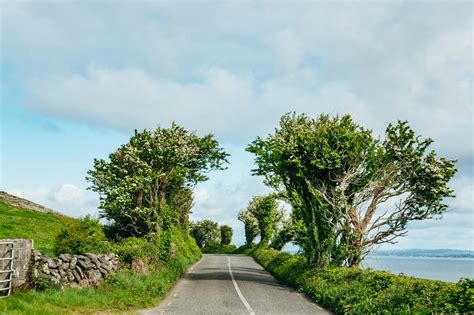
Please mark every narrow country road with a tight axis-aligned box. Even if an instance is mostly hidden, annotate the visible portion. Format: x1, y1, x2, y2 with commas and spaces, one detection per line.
140, 254, 330, 315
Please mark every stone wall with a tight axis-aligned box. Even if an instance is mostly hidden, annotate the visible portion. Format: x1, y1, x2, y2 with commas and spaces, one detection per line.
0, 239, 33, 294
32, 251, 120, 288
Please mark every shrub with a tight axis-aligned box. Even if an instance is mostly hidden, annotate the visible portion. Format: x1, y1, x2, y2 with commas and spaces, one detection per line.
250, 248, 473, 314
54, 216, 112, 255
201, 244, 236, 254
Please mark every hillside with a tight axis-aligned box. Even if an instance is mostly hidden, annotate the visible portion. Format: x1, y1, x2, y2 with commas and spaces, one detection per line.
0, 192, 76, 254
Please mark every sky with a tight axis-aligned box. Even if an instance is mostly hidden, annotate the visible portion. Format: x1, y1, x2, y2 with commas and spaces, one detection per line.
0, 1, 472, 250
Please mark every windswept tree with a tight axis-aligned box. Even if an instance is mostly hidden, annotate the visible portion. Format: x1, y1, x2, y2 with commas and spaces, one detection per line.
248, 113, 456, 266
237, 208, 259, 246
270, 218, 296, 251
87, 123, 228, 238
246, 194, 280, 248
190, 219, 220, 248
220, 225, 233, 245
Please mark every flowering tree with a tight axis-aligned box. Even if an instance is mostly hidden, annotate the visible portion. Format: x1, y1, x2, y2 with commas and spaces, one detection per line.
248, 113, 456, 266
238, 208, 259, 246
87, 123, 228, 237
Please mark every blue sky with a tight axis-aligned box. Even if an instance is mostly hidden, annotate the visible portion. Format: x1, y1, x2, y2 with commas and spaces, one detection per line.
1, 1, 472, 249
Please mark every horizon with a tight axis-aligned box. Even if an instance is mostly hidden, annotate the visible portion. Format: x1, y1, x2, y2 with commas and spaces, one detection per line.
1, 2, 472, 250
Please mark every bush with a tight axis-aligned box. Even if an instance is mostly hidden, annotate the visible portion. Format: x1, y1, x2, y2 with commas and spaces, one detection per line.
250, 248, 473, 314
54, 216, 112, 255
201, 244, 236, 254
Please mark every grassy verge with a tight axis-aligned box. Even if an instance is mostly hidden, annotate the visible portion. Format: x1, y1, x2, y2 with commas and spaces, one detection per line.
247, 248, 473, 314
0, 201, 76, 254
0, 254, 199, 314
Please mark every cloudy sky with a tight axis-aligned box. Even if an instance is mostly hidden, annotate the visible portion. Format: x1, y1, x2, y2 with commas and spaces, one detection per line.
1, 1, 472, 249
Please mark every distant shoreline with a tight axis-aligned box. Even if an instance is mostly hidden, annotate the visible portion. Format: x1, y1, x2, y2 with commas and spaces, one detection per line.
369, 249, 474, 259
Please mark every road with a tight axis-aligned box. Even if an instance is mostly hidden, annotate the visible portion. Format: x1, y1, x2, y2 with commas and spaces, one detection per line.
140, 254, 330, 315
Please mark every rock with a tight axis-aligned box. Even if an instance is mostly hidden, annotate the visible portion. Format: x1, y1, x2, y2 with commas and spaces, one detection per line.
59, 254, 71, 262
50, 269, 60, 278
98, 255, 109, 264
77, 259, 90, 270
87, 270, 102, 287
61, 263, 70, 270
42, 263, 50, 275
99, 267, 109, 276
47, 258, 57, 269
75, 266, 85, 279
102, 261, 113, 271
70, 257, 77, 269
131, 258, 148, 274
67, 271, 74, 282
72, 270, 81, 282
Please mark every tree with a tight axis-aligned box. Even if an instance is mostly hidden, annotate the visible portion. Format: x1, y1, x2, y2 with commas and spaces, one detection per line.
270, 218, 296, 251
246, 194, 279, 248
220, 225, 233, 245
247, 113, 456, 266
237, 208, 259, 246
313, 121, 458, 266
87, 123, 228, 238
190, 219, 220, 248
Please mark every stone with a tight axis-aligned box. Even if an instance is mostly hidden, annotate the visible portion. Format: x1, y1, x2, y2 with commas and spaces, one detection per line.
101, 262, 112, 272
87, 270, 102, 287
70, 257, 77, 269
67, 271, 74, 282
98, 255, 109, 264
61, 263, 70, 270
59, 254, 71, 262
99, 267, 109, 276
42, 263, 50, 275
75, 266, 85, 279
50, 270, 60, 278
47, 258, 57, 269
77, 259, 89, 270
72, 270, 81, 282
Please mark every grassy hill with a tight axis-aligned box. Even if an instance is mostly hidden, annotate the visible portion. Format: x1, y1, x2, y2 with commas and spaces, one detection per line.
0, 195, 76, 254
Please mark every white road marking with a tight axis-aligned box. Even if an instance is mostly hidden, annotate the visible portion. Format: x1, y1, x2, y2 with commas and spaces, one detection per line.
227, 256, 255, 315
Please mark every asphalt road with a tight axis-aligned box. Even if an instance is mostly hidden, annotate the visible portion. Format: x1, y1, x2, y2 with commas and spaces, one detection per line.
140, 254, 330, 315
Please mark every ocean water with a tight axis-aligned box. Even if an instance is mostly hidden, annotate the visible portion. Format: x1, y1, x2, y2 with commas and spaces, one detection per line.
363, 255, 474, 282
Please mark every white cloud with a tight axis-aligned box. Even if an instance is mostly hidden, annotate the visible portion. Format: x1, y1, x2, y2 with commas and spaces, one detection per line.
53, 184, 84, 203
8, 184, 99, 218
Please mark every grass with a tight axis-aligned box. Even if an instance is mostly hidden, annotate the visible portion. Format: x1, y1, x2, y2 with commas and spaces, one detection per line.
0, 201, 76, 254
247, 247, 473, 314
0, 254, 198, 314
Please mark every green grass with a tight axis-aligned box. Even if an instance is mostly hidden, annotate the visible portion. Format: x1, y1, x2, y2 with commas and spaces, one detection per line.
0, 201, 76, 254
247, 247, 474, 314
0, 255, 198, 314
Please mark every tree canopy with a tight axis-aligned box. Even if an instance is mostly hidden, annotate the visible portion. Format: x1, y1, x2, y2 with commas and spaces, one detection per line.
190, 219, 221, 248
87, 123, 228, 238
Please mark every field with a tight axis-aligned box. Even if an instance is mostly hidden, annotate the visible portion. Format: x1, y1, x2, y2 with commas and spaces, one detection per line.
0, 201, 76, 254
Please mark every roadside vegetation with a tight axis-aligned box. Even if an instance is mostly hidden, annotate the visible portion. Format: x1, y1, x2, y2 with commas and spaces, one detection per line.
0, 123, 227, 313
246, 247, 473, 314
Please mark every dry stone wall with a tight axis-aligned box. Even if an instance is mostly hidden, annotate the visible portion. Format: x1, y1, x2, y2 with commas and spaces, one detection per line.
32, 251, 120, 288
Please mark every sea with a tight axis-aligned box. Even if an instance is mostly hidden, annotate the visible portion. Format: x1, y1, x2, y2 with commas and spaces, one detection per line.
362, 255, 474, 283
